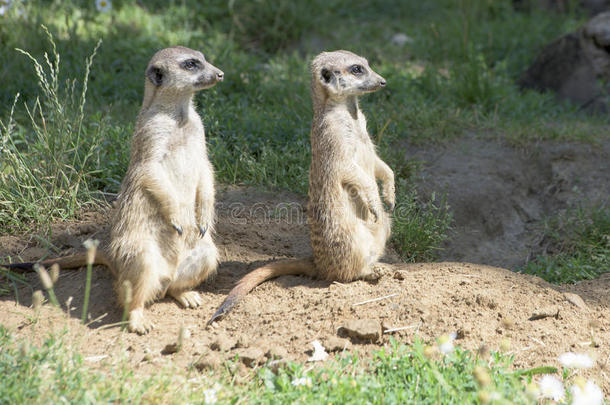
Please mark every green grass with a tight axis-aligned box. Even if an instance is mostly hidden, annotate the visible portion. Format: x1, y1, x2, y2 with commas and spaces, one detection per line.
521, 205, 610, 284
0, 1, 607, 401
0, 325, 551, 404
1, 1, 607, 223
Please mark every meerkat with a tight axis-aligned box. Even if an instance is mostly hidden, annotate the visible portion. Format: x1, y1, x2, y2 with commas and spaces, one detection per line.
208, 50, 394, 323
4, 46, 223, 334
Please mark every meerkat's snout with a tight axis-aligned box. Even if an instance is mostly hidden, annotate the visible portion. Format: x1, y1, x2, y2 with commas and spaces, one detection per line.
216, 70, 224, 81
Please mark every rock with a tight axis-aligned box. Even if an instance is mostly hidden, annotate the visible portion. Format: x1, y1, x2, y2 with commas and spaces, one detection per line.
235, 335, 250, 349
324, 336, 352, 352
513, 0, 610, 15
500, 317, 515, 330
161, 343, 180, 355
194, 352, 222, 371
391, 33, 414, 46
235, 347, 264, 367
518, 11, 610, 113
528, 306, 560, 321
339, 319, 381, 342
266, 345, 288, 360
210, 333, 237, 352
564, 292, 589, 311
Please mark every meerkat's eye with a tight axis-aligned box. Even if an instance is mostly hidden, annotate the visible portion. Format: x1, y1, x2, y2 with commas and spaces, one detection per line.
350, 65, 365, 75
182, 59, 200, 71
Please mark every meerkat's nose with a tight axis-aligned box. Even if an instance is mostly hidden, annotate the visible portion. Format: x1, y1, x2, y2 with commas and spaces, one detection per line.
217, 71, 224, 81
379, 78, 387, 87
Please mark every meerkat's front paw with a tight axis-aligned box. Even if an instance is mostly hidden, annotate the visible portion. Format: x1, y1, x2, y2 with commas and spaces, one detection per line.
383, 184, 395, 212
172, 290, 203, 308
128, 309, 155, 335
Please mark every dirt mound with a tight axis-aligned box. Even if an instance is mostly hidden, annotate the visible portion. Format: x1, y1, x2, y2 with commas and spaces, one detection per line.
1, 185, 608, 393
406, 137, 610, 269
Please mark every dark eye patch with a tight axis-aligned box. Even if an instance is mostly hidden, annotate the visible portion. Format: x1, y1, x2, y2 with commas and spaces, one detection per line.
350, 64, 365, 75
181, 59, 202, 71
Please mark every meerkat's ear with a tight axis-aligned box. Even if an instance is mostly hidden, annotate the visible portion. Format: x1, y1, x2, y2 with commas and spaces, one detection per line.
319, 67, 339, 92
146, 66, 164, 87
320, 68, 334, 84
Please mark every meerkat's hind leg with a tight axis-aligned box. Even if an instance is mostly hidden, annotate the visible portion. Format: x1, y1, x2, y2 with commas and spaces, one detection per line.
168, 239, 218, 309
120, 252, 172, 334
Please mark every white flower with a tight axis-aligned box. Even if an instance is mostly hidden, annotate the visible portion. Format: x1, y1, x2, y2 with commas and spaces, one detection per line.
307, 340, 328, 362
291, 377, 312, 387
0, 6, 7, 16
571, 380, 603, 405
95, 0, 111, 12
438, 332, 456, 355
559, 352, 594, 369
203, 385, 219, 404
538, 375, 565, 402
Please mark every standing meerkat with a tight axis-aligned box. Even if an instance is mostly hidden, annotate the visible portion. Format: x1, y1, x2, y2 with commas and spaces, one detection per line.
4, 46, 223, 334
209, 50, 394, 323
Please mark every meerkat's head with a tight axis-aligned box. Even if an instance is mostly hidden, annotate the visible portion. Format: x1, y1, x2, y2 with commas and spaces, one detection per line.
311, 50, 386, 103
144, 46, 224, 97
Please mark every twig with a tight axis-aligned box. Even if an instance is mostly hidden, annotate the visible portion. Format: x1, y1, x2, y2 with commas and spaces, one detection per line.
352, 293, 398, 307
383, 324, 418, 334
530, 336, 546, 347
506, 346, 533, 355
97, 320, 130, 330
85, 312, 108, 327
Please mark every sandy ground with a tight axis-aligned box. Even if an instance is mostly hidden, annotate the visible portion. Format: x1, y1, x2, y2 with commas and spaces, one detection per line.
1, 182, 608, 393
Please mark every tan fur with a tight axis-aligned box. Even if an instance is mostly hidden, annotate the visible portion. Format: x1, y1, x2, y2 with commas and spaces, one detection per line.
5, 46, 224, 334
209, 50, 393, 323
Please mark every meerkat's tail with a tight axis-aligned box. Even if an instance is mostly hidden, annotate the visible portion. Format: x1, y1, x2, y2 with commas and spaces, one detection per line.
208, 257, 316, 324
1, 251, 114, 275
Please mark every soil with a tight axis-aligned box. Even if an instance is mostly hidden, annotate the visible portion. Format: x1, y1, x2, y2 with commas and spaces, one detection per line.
0, 138, 609, 394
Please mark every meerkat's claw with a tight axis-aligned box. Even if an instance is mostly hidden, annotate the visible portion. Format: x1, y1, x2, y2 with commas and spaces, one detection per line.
198, 224, 207, 238
172, 290, 203, 308
128, 309, 155, 335
172, 224, 183, 236
388, 202, 395, 212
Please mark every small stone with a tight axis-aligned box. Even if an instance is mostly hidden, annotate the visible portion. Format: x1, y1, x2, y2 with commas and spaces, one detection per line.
161, 343, 180, 355
339, 319, 381, 342
500, 317, 515, 330
210, 333, 236, 352
393, 271, 405, 280
267, 345, 288, 360
235, 335, 250, 349
268, 359, 288, 373
194, 352, 222, 371
528, 306, 559, 321
324, 336, 352, 352
391, 33, 414, 46
235, 347, 264, 367
564, 293, 588, 311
